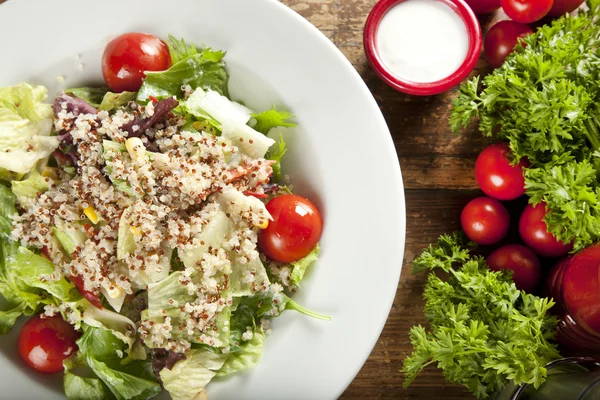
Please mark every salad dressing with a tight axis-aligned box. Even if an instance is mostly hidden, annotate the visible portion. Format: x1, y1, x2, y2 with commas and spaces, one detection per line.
375, 0, 469, 83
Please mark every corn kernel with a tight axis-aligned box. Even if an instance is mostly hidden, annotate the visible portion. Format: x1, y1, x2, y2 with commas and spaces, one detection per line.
256, 219, 269, 229
83, 206, 101, 224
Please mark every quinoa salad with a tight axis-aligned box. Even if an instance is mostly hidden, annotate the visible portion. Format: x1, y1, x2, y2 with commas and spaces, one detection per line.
0, 34, 325, 400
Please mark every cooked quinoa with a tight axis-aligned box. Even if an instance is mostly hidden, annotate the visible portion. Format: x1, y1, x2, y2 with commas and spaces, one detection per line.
12, 98, 274, 351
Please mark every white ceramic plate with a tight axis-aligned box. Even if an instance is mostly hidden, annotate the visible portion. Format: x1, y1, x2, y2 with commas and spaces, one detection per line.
0, 0, 406, 399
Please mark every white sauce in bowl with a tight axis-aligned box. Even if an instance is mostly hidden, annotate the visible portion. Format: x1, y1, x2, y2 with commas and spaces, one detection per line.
375, 0, 469, 83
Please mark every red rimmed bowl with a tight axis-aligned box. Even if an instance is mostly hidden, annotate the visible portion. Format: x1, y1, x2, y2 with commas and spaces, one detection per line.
364, 0, 483, 96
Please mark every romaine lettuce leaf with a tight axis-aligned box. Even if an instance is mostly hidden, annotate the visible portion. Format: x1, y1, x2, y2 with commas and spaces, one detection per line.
0, 83, 58, 174
82, 306, 137, 352
160, 348, 227, 400
64, 353, 115, 400
71, 326, 161, 400
250, 108, 295, 135
221, 121, 275, 159
290, 244, 319, 287
64, 371, 115, 400
137, 47, 229, 102
217, 328, 265, 377
11, 169, 49, 204
185, 87, 251, 127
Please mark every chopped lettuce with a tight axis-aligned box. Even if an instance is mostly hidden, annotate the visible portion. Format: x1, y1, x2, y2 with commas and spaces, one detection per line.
0, 83, 58, 174
82, 306, 138, 351
67, 326, 161, 400
250, 108, 295, 135
137, 45, 229, 102
217, 328, 265, 377
117, 208, 136, 260
160, 348, 227, 400
66, 87, 109, 108
11, 169, 49, 204
99, 92, 136, 111
53, 220, 87, 256
185, 87, 251, 127
290, 244, 319, 287
221, 121, 275, 159
266, 134, 287, 182
65, 87, 135, 111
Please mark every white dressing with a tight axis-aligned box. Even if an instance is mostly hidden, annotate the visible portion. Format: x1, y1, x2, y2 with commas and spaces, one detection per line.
375, 0, 469, 83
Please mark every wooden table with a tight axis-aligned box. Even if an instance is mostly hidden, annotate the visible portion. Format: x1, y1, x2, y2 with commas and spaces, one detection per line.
279, 1, 507, 398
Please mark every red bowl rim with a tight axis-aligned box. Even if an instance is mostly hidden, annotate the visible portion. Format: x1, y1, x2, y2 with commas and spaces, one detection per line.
363, 0, 483, 96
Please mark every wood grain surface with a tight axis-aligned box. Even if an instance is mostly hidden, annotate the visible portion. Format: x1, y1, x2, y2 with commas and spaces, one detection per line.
0, 0, 506, 398
277, 1, 504, 399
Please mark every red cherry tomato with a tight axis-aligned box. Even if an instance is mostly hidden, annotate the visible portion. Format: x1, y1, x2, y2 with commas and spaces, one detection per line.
102, 32, 171, 93
486, 244, 541, 292
544, 256, 570, 313
464, 0, 501, 14
500, 0, 553, 23
484, 21, 533, 68
258, 194, 323, 263
18, 315, 80, 374
561, 243, 600, 339
460, 197, 510, 245
547, 0, 583, 16
475, 143, 529, 201
68, 274, 102, 309
519, 202, 573, 258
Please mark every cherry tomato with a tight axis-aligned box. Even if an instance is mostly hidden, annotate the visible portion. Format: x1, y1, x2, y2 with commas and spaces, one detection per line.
475, 143, 529, 201
500, 0, 553, 23
460, 197, 510, 245
484, 21, 533, 68
519, 202, 573, 258
547, 0, 583, 16
258, 194, 323, 263
465, 0, 501, 14
486, 244, 541, 292
18, 315, 80, 374
68, 274, 102, 309
102, 32, 171, 93
561, 243, 600, 335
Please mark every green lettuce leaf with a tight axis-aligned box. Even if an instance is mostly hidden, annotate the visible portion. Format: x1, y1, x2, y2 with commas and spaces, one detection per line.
73, 326, 161, 400
290, 244, 319, 287
66, 87, 135, 111
66, 87, 109, 108
266, 134, 287, 182
11, 169, 49, 204
217, 328, 265, 377
167, 35, 200, 64
64, 353, 115, 400
160, 348, 227, 400
64, 371, 115, 400
184, 87, 251, 128
251, 108, 295, 135
0, 83, 58, 174
99, 92, 136, 111
137, 47, 229, 102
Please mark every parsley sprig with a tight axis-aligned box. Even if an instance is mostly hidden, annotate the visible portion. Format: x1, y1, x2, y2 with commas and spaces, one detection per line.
451, 1, 600, 251
402, 233, 560, 399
